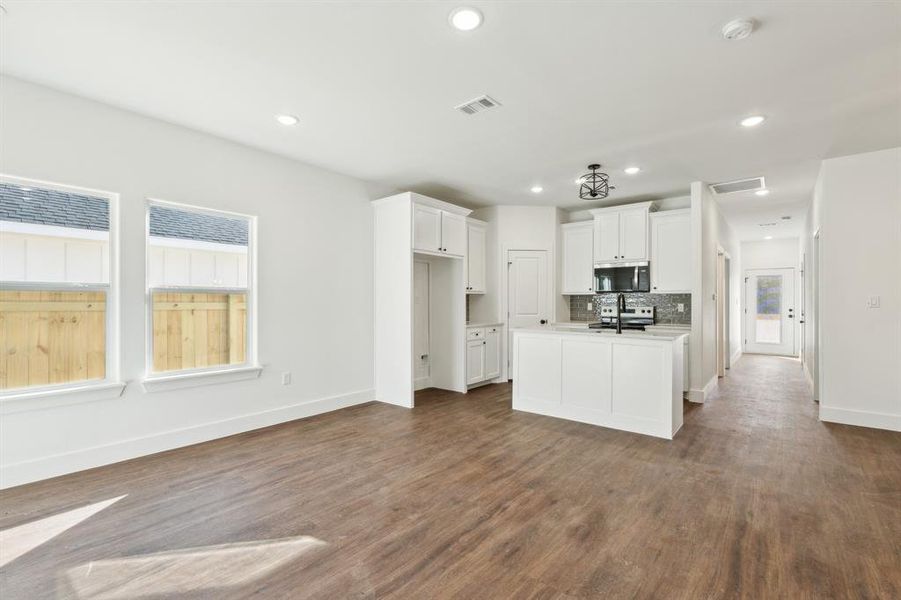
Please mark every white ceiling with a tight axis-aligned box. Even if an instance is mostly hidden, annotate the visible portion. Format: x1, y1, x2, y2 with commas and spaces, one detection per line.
2, 1, 899, 240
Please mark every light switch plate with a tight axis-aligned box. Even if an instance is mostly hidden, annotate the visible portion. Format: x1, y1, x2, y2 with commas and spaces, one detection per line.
867, 296, 881, 309
281, 371, 292, 385
587, 302, 593, 311
677, 303, 685, 313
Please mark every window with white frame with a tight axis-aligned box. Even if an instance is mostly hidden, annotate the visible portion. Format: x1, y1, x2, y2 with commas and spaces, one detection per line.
145, 200, 254, 375
0, 176, 118, 392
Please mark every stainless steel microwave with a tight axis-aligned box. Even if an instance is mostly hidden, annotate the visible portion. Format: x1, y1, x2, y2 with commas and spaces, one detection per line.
594, 261, 650, 293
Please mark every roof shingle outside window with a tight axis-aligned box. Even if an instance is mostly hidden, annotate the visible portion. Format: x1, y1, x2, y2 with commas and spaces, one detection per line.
0, 183, 248, 246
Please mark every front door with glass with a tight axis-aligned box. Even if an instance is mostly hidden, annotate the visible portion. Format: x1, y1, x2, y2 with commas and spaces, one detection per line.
744, 268, 795, 356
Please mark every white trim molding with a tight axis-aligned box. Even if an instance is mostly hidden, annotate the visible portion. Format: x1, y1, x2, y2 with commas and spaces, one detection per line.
819, 406, 901, 432
0, 381, 127, 415
0, 387, 375, 489
688, 374, 719, 404
141, 365, 263, 393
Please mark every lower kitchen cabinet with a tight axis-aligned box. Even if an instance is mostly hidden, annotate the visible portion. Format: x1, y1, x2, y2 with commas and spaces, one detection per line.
467, 325, 501, 386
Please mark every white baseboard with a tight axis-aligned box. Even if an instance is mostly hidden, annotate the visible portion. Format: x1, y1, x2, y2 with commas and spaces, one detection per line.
413, 377, 431, 391
0, 388, 375, 490
819, 406, 901, 432
802, 362, 814, 394
687, 375, 718, 404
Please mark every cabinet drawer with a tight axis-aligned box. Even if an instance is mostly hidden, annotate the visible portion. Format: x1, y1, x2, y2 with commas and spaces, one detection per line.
467, 327, 486, 340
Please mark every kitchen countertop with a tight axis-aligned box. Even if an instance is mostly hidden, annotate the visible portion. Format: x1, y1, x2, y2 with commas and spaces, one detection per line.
466, 321, 503, 328
513, 326, 688, 342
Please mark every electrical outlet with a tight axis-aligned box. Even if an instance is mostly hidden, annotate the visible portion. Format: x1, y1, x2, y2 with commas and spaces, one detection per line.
677, 303, 685, 313
587, 301, 593, 311
281, 371, 292, 385
867, 296, 881, 309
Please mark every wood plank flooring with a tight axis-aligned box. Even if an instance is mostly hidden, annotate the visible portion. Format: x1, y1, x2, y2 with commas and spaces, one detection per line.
1, 355, 899, 599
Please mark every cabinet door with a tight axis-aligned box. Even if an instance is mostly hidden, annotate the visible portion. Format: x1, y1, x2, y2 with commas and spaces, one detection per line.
619, 208, 648, 261
485, 327, 500, 380
594, 213, 620, 262
651, 213, 691, 292
466, 223, 487, 293
441, 212, 467, 257
413, 204, 442, 253
467, 339, 486, 385
561, 224, 595, 294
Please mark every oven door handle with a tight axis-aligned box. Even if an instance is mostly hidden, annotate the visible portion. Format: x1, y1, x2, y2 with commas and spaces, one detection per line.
633, 266, 639, 291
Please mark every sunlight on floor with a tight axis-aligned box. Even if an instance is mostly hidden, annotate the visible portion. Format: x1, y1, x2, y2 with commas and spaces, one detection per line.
63, 536, 327, 600
0, 495, 126, 568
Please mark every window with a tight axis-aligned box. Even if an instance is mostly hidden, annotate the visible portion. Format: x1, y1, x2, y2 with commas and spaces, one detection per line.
145, 200, 255, 376
0, 176, 119, 393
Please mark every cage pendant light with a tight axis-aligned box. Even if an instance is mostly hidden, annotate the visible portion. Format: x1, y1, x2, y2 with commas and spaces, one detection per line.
579, 164, 615, 200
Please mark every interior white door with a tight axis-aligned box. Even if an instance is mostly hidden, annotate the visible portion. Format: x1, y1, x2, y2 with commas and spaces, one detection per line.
744, 268, 795, 356
413, 261, 430, 388
618, 208, 648, 261
412, 204, 442, 253
466, 223, 486, 293
561, 224, 595, 294
508, 250, 549, 374
440, 212, 467, 256
594, 213, 620, 262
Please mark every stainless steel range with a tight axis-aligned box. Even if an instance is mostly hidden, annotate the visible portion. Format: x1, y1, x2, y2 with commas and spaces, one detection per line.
589, 305, 656, 331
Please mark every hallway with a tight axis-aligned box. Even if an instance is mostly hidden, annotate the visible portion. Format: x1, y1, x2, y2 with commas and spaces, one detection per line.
1, 356, 899, 598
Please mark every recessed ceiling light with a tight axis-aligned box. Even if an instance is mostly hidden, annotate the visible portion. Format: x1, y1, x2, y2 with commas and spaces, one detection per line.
449, 7, 483, 31
623, 166, 641, 175
755, 188, 770, 196
275, 114, 299, 126
740, 115, 766, 128
764, 236, 774, 240
530, 186, 543, 194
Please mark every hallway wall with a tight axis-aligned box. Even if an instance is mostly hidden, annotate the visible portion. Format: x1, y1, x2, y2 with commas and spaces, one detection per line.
804, 147, 900, 432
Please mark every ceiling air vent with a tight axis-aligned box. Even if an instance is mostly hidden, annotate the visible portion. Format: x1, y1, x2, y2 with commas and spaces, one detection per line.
709, 176, 766, 195
455, 95, 501, 115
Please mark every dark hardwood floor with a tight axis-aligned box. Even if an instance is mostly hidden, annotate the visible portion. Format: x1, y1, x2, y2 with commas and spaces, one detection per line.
1, 355, 899, 599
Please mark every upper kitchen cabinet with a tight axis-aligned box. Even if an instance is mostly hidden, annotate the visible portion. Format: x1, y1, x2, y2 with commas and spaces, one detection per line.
650, 209, 691, 293
589, 201, 654, 263
560, 221, 594, 294
413, 201, 467, 257
466, 219, 487, 294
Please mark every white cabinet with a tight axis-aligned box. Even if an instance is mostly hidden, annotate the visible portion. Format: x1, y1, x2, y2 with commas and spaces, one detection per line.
560, 222, 595, 294
413, 203, 466, 257
650, 210, 691, 293
485, 326, 500, 379
590, 202, 653, 263
441, 212, 467, 257
467, 339, 486, 385
466, 220, 487, 294
467, 325, 501, 385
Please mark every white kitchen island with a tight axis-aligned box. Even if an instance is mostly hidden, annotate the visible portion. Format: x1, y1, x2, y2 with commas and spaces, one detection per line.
512, 327, 687, 439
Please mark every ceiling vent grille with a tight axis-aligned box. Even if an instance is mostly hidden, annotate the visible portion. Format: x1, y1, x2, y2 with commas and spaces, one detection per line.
709, 176, 766, 195
455, 95, 501, 115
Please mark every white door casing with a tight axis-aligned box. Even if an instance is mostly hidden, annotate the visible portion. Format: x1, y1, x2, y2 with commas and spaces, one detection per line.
744, 268, 796, 356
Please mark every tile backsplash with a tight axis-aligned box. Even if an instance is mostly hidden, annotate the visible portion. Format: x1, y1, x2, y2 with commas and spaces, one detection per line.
568, 293, 691, 325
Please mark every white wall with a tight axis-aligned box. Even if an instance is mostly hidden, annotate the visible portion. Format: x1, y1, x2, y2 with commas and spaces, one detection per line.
470, 205, 563, 379
689, 182, 741, 402
803, 147, 900, 431
740, 238, 801, 356
0, 76, 375, 487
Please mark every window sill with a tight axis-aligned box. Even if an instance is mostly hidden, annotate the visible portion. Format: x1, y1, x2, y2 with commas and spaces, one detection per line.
141, 365, 263, 393
0, 381, 127, 415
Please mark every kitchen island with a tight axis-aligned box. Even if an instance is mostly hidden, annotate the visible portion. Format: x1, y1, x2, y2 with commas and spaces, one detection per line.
512, 326, 687, 439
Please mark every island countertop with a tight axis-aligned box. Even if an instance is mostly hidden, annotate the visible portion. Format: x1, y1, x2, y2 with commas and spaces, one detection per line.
511, 326, 689, 342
